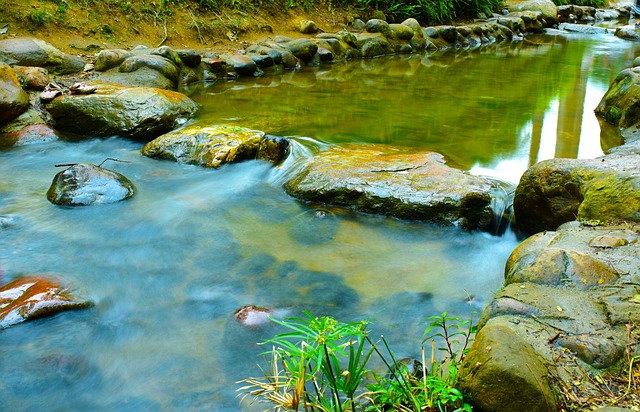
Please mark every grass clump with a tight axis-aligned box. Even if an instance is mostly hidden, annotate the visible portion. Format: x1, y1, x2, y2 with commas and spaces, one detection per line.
237, 310, 475, 411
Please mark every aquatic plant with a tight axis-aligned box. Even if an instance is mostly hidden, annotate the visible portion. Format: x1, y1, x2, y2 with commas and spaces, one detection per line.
237, 310, 475, 411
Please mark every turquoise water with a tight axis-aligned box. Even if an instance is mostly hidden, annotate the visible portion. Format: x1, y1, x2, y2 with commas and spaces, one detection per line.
0, 31, 637, 411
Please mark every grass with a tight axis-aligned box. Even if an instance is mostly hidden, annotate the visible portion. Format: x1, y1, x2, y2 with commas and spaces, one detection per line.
237, 310, 475, 411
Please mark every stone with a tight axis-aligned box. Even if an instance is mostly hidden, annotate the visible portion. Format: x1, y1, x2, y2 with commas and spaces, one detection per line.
233, 305, 273, 327
284, 39, 318, 62
11, 66, 50, 90
0, 37, 85, 75
94, 49, 132, 71
283, 144, 497, 230
0, 63, 29, 125
615, 26, 640, 41
365, 19, 392, 38
176, 49, 201, 68
458, 319, 558, 412
506, 0, 557, 23
0, 124, 60, 149
389, 23, 414, 41
0, 275, 92, 329
596, 67, 640, 128
299, 20, 320, 34
224, 54, 258, 76
513, 155, 640, 234
141, 124, 289, 168
46, 83, 199, 140
119, 54, 180, 84
47, 163, 136, 206
555, 334, 624, 368
355, 33, 393, 58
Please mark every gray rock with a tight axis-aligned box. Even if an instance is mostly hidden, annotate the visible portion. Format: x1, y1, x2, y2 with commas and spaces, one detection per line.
0, 37, 85, 75
47, 163, 135, 206
176, 49, 201, 68
283, 144, 497, 230
355, 33, 393, 58
224, 54, 258, 76
615, 26, 640, 40
119, 54, 180, 84
94, 49, 133, 71
284, 39, 318, 62
506, 0, 557, 23
389, 23, 414, 40
46, 83, 199, 140
558, 23, 609, 34
365, 19, 392, 38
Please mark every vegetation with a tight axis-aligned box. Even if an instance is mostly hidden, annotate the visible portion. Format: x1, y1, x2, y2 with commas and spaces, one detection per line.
237, 310, 475, 411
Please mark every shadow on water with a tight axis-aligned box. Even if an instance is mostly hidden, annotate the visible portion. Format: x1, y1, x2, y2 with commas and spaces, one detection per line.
1, 32, 639, 410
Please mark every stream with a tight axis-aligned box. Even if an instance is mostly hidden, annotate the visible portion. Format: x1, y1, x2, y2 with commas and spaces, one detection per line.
0, 29, 638, 411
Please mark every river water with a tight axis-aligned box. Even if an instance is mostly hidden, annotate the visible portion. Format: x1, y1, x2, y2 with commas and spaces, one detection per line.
0, 30, 638, 411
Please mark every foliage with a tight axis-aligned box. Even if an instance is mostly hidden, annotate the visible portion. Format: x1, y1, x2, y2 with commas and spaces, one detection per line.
238, 310, 476, 411
551, 0, 607, 8
27, 9, 53, 27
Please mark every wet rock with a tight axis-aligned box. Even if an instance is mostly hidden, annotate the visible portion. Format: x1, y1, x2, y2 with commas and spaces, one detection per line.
0, 38, 85, 75
284, 144, 497, 230
458, 318, 558, 412
11, 66, 50, 90
46, 83, 199, 140
248, 53, 274, 68
299, 20, 320, 34
513, 155, 640, 234
47, 163, 136, 206
0, 63, 29, 126
559, 23, 609, 34
0, 124, 60, 149
233, 304, 274, 327
556, 334, 624, 368
389, 23, 415, 41
355, 33, 393, 58
0, 275, 92, 329
224, 54, 258, 76
614, 26, 640, 41
596, 67, 640, 128
141, 124, 289, 168
365, 19, 392, 38
119, 54, 180, 84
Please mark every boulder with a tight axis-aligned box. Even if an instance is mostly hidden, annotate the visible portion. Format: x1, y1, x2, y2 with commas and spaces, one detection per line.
614, 26, 640, 41
47, 163, 136, 206
283, 144, 497, 230
513, 155, 640, 234
0, 275, 92, 329
224, 54, 258, 76
1, 123, 60, 150
0, 38, 85, 75
0, 63, 29, 126
457, 318, 559, 412
596, 67, 640, 128
94, 49, 133, 71
141, 124, 289, 168
299, 20, 320, 34
11, 66, 50, 90
46, 83, 199, 140
284, 38, 318, 62
355, 33, 394, 58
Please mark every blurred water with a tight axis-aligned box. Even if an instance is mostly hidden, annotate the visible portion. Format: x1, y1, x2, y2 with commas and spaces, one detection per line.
0, 31, 638, 411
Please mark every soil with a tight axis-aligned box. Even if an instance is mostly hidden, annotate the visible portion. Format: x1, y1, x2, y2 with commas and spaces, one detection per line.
1, 0, 358, 54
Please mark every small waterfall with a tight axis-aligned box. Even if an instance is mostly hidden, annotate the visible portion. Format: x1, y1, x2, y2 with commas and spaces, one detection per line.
490, 181, 517, 237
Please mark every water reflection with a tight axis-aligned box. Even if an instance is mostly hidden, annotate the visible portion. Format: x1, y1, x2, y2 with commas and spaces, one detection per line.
1, 32, 639, 411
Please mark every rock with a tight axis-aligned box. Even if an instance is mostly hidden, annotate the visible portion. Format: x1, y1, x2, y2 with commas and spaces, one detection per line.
141, 124, 289, 168
119, 54, 180, 84
175, 49, 201, 68
284, 39, 318, 62
11, 66, 50, 90
233, 304, 273, 327
614, 26, 640, 41
299, 20, 320, 34
513, 155, 640, 234
0, 63, 29, 126
283, 144, 497, 230
555, 334, 624, 368
355, 33, 393, 58
94, 49, 132, 71
47, 163, 136, 206
0, 275, 92, 329
352, 19, 366, 31
365, 19, 392, 38
248, 53, 274, 68
46, 83, 199, 140
0, 38, 85, 75
224, 54, 258, 76
457, 318, 558, 412
0, 124, 60, 149
505, 0, 557, 23
596, 67, 640, 128
558, 23, 609, 35
389, 23, 415, 41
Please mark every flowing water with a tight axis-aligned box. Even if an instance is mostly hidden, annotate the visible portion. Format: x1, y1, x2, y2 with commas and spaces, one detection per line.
1, 30, 638, 411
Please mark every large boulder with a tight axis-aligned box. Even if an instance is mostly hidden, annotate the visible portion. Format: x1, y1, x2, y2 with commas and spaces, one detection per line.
513, 155, 640, 235
141, 124, 289, 168
46, 83, 199, 140
595, 67, 640, 129
0, 63, 29, 126
0, 275, 92, 329
460, 222, 640, 409
283, 144, 498, 230
47, 163, 136, 206
0, 38, 85, 75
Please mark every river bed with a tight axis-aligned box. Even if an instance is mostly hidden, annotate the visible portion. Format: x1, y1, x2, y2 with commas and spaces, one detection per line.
0, 30, 638, 411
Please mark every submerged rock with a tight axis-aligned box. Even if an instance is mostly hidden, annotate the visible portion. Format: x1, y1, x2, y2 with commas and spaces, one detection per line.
141, 124, 289, 168
46, 83, 199, 140
47, 163, 136, 206
0, 275, 92, 329
284, 144, 497, 230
